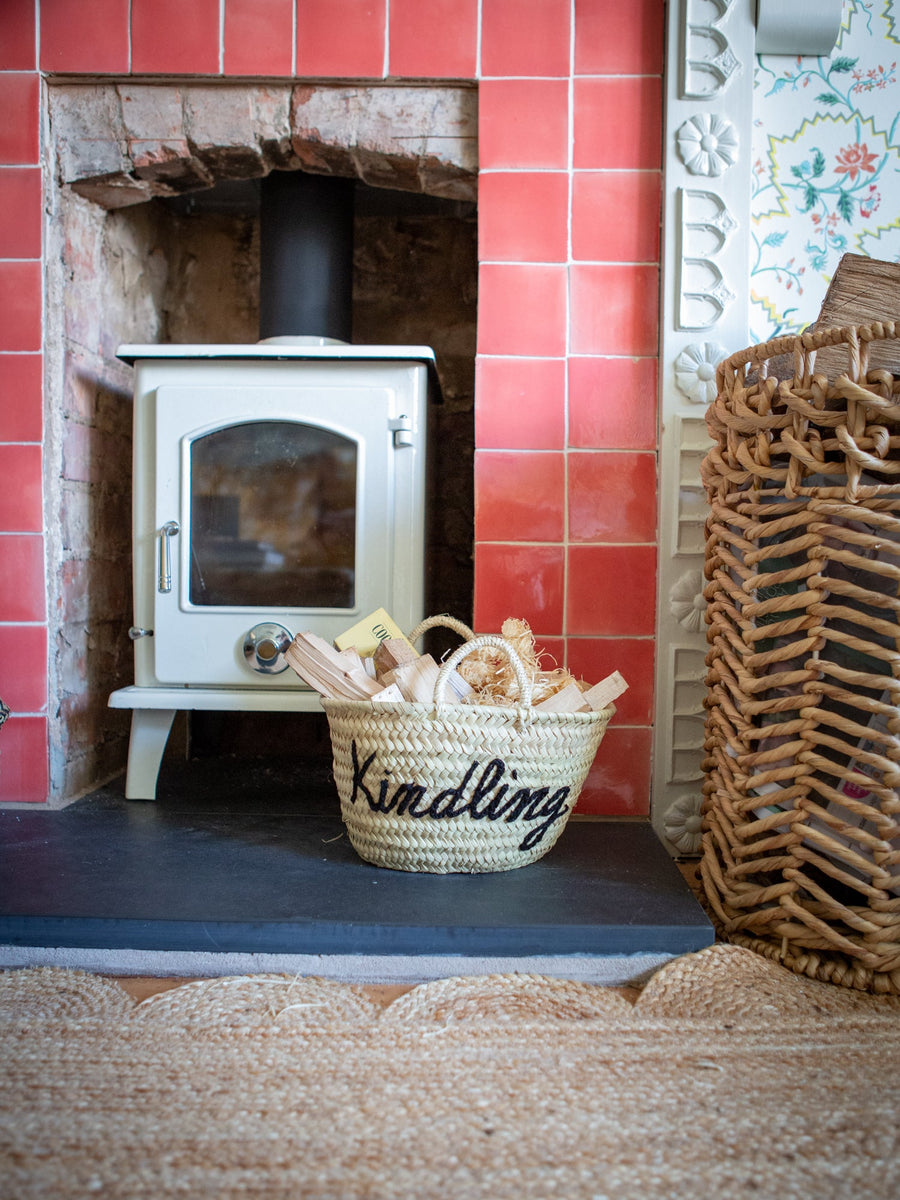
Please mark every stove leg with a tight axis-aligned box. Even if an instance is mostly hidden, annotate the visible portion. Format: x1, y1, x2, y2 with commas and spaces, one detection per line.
125, 709, 176, 800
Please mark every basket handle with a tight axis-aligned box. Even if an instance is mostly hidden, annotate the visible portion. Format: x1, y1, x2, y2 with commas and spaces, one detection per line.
721, 320, 899, 384
433, 634, 534, 716
407, 613, 475, 646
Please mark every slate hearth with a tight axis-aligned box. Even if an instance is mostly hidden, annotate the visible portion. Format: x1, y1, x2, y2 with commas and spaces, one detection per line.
0, 760, 713, 984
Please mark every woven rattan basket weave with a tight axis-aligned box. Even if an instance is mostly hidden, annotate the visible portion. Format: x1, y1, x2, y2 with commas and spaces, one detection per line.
701, 320, 900, 992
323, 618, 613, 874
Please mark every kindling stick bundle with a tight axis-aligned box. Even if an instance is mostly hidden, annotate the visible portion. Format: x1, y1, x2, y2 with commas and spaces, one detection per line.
283, 633, 383, 702
284, 610, 627, 714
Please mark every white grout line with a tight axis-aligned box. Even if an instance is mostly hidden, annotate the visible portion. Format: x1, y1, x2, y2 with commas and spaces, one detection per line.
475, 0, 482, 79
291, 0, 297, 77
478, 167, 661, 174
478, 259, 661, 268
561, 0, 577, 654
476, 352, 657, 360
478, 447, 657, 456
476, 538, 657, 547
478, 74, 659, 83
383, 0, 390, 78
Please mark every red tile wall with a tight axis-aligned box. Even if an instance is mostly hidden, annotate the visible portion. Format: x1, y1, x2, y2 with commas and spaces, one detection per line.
1, 17, 47, 803
39, 0, 130, 73
297, 0, 385, 78
0, 5, 36, 70
389, 0, 478, 79
226, 0, 294, 77
131, 0, 221, 74
3, 0, 664, 812
476, 0, 663, 816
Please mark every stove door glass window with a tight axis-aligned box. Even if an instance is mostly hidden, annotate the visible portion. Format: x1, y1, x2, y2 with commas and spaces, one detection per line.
189, 420, 357, 608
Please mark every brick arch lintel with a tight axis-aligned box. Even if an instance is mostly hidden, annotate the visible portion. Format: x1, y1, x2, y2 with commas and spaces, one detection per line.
48, 80, 478, 211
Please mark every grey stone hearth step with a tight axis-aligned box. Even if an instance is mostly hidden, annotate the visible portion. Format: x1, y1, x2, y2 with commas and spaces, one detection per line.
0, 761, 713, 986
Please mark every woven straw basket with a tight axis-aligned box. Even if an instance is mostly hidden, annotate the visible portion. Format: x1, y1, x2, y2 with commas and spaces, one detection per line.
701, 320, 900, 992
323, 617, 613, 873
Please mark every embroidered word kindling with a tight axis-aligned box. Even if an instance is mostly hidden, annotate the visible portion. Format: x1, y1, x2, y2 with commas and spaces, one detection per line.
348, 741, 571, 852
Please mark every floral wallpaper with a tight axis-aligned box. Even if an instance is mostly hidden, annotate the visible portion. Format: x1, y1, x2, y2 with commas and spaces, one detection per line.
750, 0, 899, 341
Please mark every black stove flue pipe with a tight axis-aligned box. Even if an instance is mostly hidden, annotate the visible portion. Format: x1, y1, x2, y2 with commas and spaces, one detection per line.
258, 171, 355, 343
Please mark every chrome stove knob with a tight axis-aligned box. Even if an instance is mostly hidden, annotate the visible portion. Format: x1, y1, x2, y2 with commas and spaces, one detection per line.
242, 623, 293, 674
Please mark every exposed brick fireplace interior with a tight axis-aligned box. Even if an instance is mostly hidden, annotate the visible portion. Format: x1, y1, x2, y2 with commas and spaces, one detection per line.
45, 81, 478, 796
0, 0, 663, 815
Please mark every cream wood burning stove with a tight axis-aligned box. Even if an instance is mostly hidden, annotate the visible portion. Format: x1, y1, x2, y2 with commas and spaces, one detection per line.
109, 340, 433, 799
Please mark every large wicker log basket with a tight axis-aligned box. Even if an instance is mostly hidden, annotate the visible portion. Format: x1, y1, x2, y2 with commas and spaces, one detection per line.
700, 321, 900, 993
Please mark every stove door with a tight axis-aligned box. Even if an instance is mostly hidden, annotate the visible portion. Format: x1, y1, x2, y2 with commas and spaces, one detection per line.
151, 375, 422, 686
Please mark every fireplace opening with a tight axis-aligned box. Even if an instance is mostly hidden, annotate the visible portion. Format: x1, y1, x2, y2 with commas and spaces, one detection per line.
154, 176, 475, 765
47, 81, 478, 799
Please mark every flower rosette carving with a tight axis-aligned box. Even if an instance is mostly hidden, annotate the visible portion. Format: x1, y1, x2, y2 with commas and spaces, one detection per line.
669, 570, 707, 634
674, 342, 727, 406
663, 793, 704, 854
676, 114, 738, 177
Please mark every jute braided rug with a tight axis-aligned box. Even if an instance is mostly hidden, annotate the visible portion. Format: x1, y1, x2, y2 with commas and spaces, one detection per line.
2, 945, 899, 1199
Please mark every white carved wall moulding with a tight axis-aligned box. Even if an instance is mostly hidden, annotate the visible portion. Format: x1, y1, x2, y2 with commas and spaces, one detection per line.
654, 0, 755, 851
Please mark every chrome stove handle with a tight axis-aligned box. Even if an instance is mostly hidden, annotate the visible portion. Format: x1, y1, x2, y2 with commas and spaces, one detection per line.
157, 521, 180, 594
